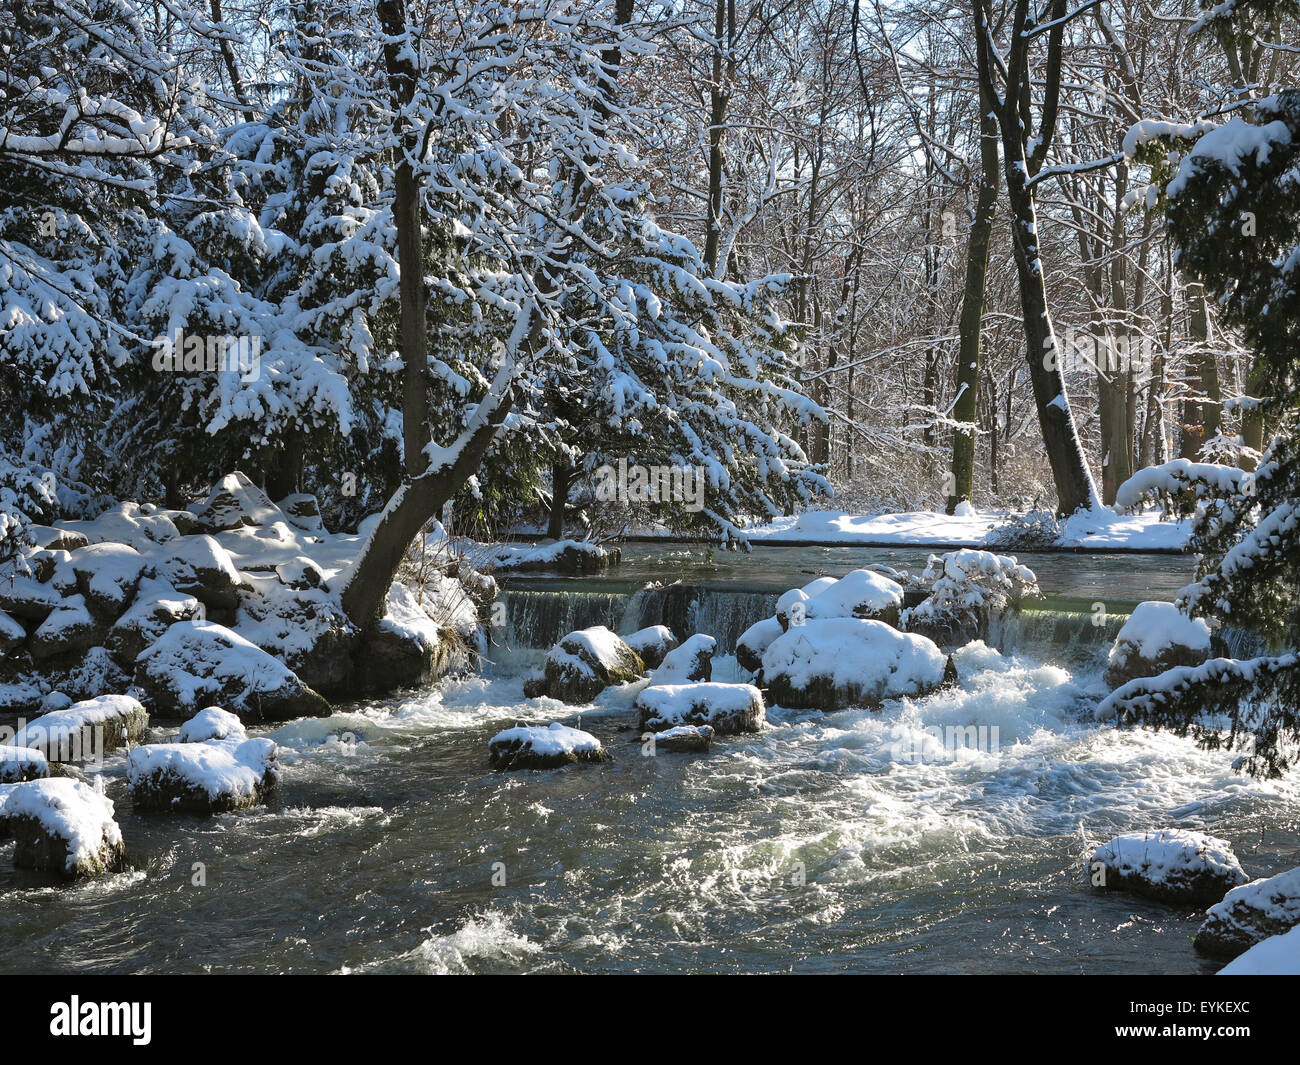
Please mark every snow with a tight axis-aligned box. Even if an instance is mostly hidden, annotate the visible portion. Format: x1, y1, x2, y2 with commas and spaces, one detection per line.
1111, 601, 1211, 661
1219, 924, 1300, 975
550, 626, 635, 674
0, 777, 123, 873
488, 721, 603, 757
724, 507, 1188, 551
1201, 866, 1300, 944
623, 625, 675, 658
1166, 115, 1292, 198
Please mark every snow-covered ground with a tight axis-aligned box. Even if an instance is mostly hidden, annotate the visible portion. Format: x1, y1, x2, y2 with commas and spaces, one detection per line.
727, 507, 1189, 550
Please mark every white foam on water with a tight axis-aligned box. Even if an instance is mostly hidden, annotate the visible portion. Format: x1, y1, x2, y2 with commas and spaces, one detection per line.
341, 911, 541, 974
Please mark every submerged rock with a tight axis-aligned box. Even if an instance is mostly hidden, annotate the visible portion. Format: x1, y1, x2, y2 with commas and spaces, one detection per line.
647, 724, 714, 753
1104, 601, 1212, 690
761, 618, 946, 710
0, 778, 126, 879
651, 633, 715, 684
623, 625, 678, 670
134, 620, 330, 722
536, 626, 644, 703
1090, 829, 1248, 905
488, 722, 611, 771
636, 682, 765, 735
1195, 865, 1300, 959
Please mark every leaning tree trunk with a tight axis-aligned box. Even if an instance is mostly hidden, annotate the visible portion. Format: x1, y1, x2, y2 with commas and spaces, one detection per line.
1002, 162, 1098, 515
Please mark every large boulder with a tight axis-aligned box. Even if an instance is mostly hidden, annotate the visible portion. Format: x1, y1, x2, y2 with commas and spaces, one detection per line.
775, 577, 837, 629
69, 542, 146, 620
29, 595, 102, 659
134, 620, 330, 722
1090, 829, 1248, 905
128, 732, 278, 814
537, 626, 645, 703
191, 472, 282, 533
158, 535, 245, 614
636, 682, 765, 735
623, 625, 678, 670
56, 501, 178, 548
11, 694, 149, 763
278, 493, 323, 532
488, 722, 611, 771
1105, 601, 1212, 690
1195, 866, 1300, 959
104, 578, 203, 667
0, 778, 126, 879
761, 617, 947, 710
651, 633, 715, 684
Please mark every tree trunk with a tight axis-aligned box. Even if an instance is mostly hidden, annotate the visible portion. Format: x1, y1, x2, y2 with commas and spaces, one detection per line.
547, 461, 574, 541
947, 97, 999, 514
1178, 282, 1222, 459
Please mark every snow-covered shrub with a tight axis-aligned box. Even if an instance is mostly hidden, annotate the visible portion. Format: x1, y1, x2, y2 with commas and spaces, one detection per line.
982, 509, 1062, 551
904, 550, 1039, 644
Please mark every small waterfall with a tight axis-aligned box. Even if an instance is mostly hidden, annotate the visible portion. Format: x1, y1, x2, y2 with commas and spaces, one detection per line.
495, 587, 638, 652
986, 607, 1127, 667
632, 585, 780, 652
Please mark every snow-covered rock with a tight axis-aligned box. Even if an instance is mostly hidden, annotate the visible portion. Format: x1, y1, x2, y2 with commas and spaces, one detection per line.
1218, 924, 1300, 975
278, 493, 323, 532
191, 472, 282, 533
636, 682, 765, 735
488, 539, 620, 575
651, 633, 715, 684
1105, 601, 1212, 690
0, 778, 125, 879
1195, 866, 1300, 959
104, 577, 203, 667
0, 574, 62, 623
803, 568, 904, 627
648, 724, 714, 753
29, 594, 100, 659
159, 534, 245, 613
69, 541, 145, 620
178, 706, 246, 743
274, 555, 325, 590
623, 625, 678, 670
1090, 829, 1248, 905
11, 694, 149, 762
534, 626, 645, 703
761, 618, 947, 710
736, 616, 783, 675
128, 735, 278, 813
488, 722, 611, 771
133, 620, 330, 722
0, 745, 49, 782
0, 607, 24, 653
24, 525, 89, 552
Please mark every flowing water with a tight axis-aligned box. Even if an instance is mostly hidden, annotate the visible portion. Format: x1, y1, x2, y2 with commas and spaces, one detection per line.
2, 544, 1297, 974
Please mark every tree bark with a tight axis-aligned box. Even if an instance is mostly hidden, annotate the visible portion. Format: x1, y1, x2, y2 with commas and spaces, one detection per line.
1178, 282, 1222, 459
547, 461, 574, 541
946, 90, 1000, 514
